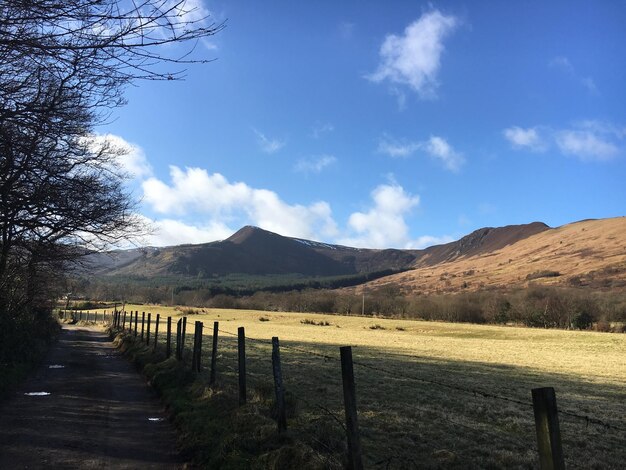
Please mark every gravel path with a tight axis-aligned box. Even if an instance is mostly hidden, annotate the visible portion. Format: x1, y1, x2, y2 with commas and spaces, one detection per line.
0, 324, 183, 468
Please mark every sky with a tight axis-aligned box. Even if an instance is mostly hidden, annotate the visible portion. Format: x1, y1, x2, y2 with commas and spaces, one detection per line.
103, 1, 626, 249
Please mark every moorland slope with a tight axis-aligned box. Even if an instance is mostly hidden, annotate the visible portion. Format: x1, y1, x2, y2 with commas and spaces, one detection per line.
356, 217, 626, 294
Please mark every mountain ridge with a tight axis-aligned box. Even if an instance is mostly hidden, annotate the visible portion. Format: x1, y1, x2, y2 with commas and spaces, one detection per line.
83, 219, 557, 279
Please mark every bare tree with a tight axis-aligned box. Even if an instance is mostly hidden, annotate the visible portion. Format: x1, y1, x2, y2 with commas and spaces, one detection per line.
0, 1, 223, 315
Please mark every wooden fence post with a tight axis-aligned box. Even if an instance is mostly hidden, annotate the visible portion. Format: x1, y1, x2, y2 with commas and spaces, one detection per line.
166, 316, 172, 358
191, 321, 198, 372
238, 327, 246, 405
134, 311, 138, 337
154, 314, 160, 351
192, 321, 198, 371
340, 346, 363, 470
141, 312, 145, 340
192, 321, 203, 372
146, 313, 151, 345
272, 337, 287, 432
176, 318, 182, 360
197, 322, 203, 371
210, 321, 219, 385
182, 317, 187, 352
532, 387, 565, 470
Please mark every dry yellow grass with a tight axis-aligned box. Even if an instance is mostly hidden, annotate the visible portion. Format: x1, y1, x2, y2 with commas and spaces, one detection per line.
102, 304, 625, 468
356, 217, 626, 294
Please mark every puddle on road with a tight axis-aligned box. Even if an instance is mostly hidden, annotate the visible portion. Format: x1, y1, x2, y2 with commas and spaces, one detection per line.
148, 417, 164, 422
24, 392, 51, 396
48, 364, 65, 369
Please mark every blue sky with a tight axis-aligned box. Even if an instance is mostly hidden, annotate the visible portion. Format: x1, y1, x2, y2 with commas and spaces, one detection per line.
103, 1, 625, 248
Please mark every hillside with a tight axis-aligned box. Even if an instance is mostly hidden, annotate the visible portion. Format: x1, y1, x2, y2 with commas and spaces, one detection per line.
81, 218, 625, 294
84, 226, 423, 278
355, 217, 626, 294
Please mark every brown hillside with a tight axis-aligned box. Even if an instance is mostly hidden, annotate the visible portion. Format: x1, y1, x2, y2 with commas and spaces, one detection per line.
355, 217, 626, 294
414, 221, 549, 266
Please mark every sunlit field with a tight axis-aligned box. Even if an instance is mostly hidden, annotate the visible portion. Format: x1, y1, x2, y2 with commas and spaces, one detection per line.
93, 304, 625, 468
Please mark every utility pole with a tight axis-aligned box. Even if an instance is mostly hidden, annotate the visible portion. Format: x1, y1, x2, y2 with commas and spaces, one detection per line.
361, 292, 365, 316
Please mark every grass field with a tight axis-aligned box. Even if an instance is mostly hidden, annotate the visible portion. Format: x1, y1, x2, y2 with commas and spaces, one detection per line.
96, 304, 625, 468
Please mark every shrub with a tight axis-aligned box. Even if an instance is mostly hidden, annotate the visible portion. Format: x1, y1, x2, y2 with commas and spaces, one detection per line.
526, 270, 561, 281
594, 320, 611, 332
571, 312, 593, 330
300, 319, 331, 326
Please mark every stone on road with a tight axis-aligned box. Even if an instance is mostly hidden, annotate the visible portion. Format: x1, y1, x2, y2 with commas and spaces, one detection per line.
0, 325, 182, 468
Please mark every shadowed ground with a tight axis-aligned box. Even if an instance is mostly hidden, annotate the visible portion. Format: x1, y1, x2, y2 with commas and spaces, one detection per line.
0, 325, 182, 468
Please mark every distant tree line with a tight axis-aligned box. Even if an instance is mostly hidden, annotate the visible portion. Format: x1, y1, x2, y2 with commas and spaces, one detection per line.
77, 279, 626, 332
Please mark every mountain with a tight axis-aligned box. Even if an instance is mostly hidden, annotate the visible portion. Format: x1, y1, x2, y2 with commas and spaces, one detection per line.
411, 222, 549, 267
355, 217, 626, 294
83, 226, 423, 278
83, 220, 555, 281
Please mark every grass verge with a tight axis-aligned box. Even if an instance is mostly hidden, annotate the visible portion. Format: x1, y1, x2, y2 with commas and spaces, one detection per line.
110, 327, 341, 469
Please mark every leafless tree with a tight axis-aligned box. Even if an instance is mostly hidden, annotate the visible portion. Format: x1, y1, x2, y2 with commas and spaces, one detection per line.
0, 1, 223, 314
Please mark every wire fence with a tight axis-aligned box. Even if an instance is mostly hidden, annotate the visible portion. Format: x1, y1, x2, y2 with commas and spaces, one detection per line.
107, 311, 626, 469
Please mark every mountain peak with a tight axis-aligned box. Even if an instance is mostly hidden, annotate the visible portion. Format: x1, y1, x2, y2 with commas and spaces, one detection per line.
226, 225, 273, 244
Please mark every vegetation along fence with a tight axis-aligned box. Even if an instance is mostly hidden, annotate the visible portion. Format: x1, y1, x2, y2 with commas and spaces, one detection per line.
100, 310, 624, 468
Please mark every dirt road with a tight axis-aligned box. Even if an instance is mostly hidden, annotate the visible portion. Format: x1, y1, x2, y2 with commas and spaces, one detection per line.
0, 325, 183, 468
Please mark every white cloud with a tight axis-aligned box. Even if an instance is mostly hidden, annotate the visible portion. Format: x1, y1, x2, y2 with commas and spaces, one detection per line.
504, 120, 623, 161
378, 134, 464, 171
142, 166, 338, 240
549, 56, 574, 74
338, 183, 420, 248
168, 0, 209, 22
339, 21, 355, 39
576, 120, 626, 139
253, 129, 286, 154
425, 136, 464, 172
311, 122, 334, 139
580, 77, 597, 94
503, 126, 546, 152
555, 130, 619, 161
367, 10, 458, 99
140, 217, 234, 246
294, 155, 337, 174
377, 136, 421, 158
549, 56, 598, 94
84, 133, 152, 179
405, 234, 454, 249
